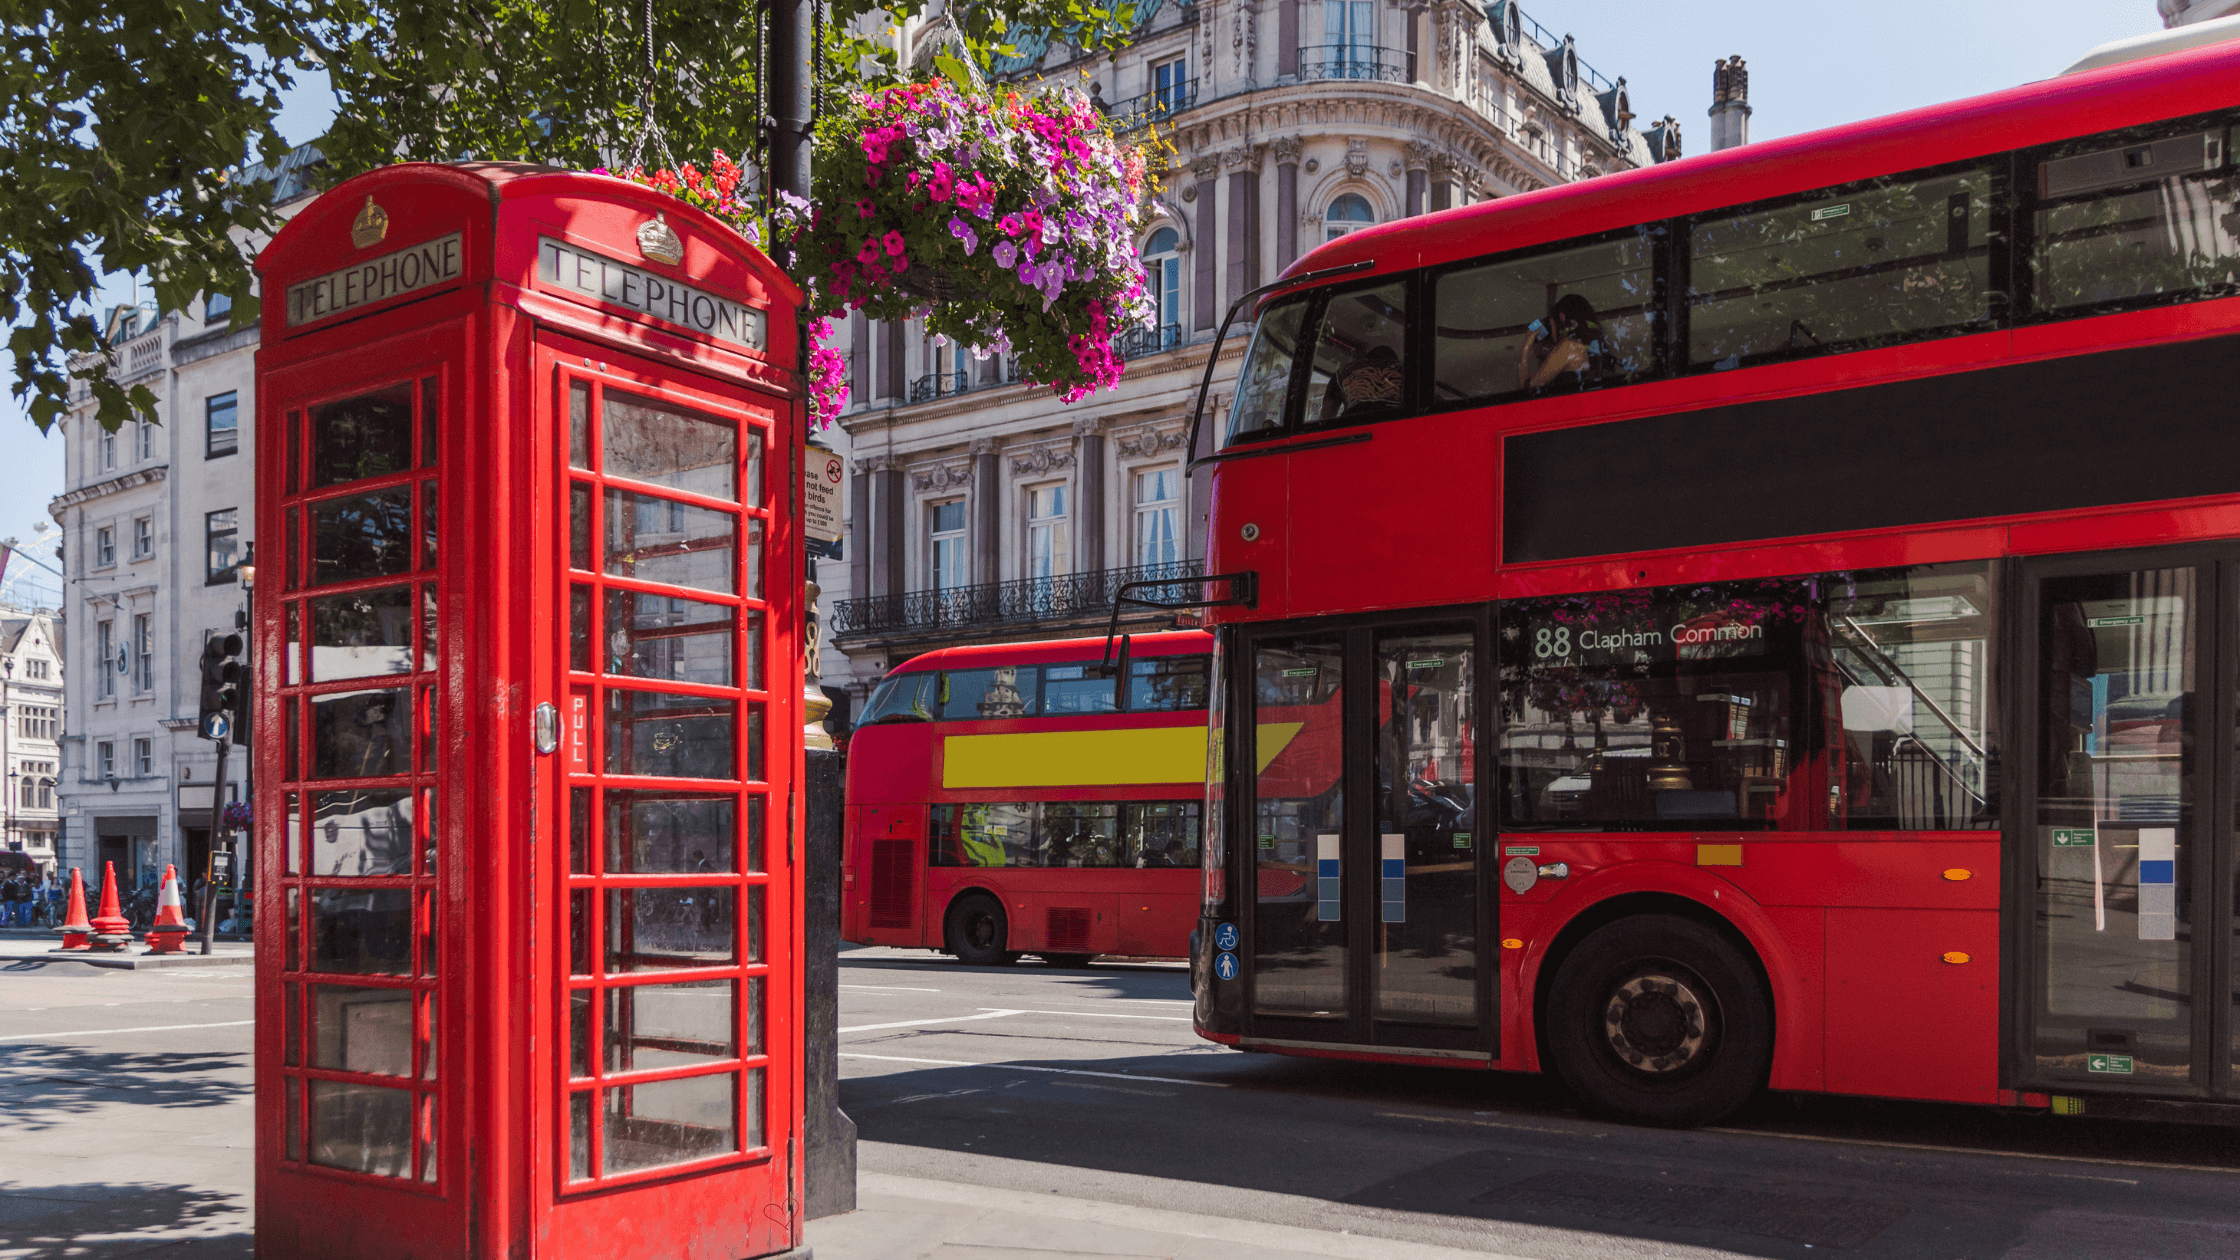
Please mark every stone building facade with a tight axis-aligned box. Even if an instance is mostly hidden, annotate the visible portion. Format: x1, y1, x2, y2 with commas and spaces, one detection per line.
1, 611, 64, 869
47, 145, 320, 892
816, 0, 1677, 709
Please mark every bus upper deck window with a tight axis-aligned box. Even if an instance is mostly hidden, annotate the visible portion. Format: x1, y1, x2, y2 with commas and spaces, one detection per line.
2031, 121, 2239, 318
1689, 165, 1994, 371
859, 672, 935, 724
1302, 282, 1408, 427
1223, 296, 1311, 446
1431, 231, 1657, 407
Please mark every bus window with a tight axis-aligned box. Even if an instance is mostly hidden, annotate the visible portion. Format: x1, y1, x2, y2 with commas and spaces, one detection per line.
1688, 164, 1995, 372
1431, 229, 1658, 406
938, 667, 1040, 719
930, 803, 1036, 866
1043, 802, 1123, 866
1222, 296, 1313, 446
1126, 802, 1201, 868
1041, 664, 1117, 715
1301, 281, 1409, 427
859, 671, 935, 724
1497, 562, 2001, 832
1129, 654, 1210, 711
2030, 119, 2240, 318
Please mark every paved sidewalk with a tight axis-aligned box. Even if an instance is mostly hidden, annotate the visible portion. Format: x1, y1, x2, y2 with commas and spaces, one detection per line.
0, 934, 252, 968
805, 1173, 1530, 1260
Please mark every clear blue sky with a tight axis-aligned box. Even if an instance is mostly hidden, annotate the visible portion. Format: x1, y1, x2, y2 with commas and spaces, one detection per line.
0, 0, 2174, 599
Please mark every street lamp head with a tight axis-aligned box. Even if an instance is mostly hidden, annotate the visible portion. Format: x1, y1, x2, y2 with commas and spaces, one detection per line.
239, 541, 257, 591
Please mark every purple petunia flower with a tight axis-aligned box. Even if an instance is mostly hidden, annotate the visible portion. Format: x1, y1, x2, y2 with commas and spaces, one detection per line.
992, 240, 1017, 269
949, 217, 978, 254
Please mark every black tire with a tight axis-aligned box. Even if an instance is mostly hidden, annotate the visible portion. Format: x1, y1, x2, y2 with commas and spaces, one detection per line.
1545, 914, 1771, 1128
944, 894, 1019, 967
1040, 953, 1095, 968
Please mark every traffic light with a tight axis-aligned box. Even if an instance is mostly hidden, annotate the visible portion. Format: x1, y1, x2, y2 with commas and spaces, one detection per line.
197, 632, 243, 742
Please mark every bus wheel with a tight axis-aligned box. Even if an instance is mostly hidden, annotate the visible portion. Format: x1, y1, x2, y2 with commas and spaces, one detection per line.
1545, 914, 1770, 1128
1040, 953, 1095, 968
944, 895, 1020, 967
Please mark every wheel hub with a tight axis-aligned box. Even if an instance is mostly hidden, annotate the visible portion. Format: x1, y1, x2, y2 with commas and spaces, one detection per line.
966, 912, 997, 950
1603, 972, 1708, 1073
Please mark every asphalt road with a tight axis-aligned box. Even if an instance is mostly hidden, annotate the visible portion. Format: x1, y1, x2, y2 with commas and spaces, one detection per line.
0, 950, 255, 1258
836, 946, 2240, 1260
5, 943, 2236, 1259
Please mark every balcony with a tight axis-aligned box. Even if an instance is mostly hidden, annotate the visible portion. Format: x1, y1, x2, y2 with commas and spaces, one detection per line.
1117, 323, 1184, 359
906, 361, 1031, 404
1102, 80, 1200, 134
1297, 44, 1408, 83
833, 559, 1206, 642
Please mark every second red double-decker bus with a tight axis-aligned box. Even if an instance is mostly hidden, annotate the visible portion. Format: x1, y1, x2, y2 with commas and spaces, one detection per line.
843, 631, 1215, 963
1188, 34, 2240, 1126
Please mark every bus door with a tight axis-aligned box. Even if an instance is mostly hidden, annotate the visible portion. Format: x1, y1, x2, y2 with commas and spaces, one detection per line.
1239, 616, 1492, 1059
2015, 546, 2239, 1101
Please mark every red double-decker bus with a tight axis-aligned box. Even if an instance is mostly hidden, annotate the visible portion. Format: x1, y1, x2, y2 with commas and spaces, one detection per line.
1187, 35, 2240, 1126
843, 631, 1218, 964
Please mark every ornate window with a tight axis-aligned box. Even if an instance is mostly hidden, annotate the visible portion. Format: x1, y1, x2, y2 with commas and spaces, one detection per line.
1326, 194, 1378, 242
1144, 227, 1183, 347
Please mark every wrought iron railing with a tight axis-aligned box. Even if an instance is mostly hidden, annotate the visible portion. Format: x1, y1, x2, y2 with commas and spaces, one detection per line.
904, 361, 1031, 404
1296, 44, 1407, 83
1102, 80, 1200, 133
907, 371, 971, 403
834, 560, 1206, 638
1117, 323, 1185, 359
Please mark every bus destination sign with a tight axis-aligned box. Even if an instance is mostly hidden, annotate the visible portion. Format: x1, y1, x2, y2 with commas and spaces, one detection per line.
1523, 604, 1771, 666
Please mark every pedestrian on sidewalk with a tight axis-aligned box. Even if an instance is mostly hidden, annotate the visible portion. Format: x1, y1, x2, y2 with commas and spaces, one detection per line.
2, 875, 25, 927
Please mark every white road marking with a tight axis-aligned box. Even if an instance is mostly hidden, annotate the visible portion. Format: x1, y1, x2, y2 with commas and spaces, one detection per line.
840, 1051, 1229, 1088
1006, 1008, 1194, 1022
838, 984, 943, 993
0, 1019, 254, 1042
839, 1009, 1025, 1034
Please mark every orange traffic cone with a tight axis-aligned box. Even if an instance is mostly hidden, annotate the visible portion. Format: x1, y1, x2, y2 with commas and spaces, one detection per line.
52, 867, 91, 952
87, 861, 133, 952
143, 865, 191, 955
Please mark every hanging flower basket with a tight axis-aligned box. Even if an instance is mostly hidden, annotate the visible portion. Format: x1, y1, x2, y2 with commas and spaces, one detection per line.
601, 80, 1154, 426
775, 79, 1154, 414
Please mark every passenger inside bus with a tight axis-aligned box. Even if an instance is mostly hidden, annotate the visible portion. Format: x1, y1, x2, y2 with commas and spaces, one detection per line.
1319, 344, 1404, 422
1517, 293, 1605, 391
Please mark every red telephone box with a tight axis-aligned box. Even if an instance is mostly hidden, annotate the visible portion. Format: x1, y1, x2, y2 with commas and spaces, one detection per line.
253, 163, 807, 1259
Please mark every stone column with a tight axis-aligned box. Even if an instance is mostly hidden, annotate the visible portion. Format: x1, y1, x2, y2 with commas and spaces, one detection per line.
848, 464, 871, 608
867, 458, 907, 599
1272, 137, 1302, 272
1223, 146, 1263, 308
970, 437, 1000, 584
1074, 419, 1106, 575
1191, 155, 1221, 330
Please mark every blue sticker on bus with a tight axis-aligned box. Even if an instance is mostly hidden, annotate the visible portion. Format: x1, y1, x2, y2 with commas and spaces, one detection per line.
1214, 922, 1239, 951
1214, 951, 1239, 981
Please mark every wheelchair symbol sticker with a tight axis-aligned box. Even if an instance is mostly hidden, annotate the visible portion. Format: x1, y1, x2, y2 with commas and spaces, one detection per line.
1214, 922, 1239, 951
1214, 951, 1239, 981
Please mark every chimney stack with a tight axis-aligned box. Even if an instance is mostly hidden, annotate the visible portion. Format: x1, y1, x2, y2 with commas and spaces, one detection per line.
1708, 55, 1751, 151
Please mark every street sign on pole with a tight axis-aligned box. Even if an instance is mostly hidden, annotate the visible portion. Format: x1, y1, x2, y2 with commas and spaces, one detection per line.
804, 445, 844, 544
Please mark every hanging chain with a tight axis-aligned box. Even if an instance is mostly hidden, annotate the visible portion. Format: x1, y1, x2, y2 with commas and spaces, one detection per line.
621, 0, 681, 174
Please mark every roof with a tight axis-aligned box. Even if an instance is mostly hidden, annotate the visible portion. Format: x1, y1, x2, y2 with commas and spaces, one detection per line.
1285, 33, 2240, 282
0, 618, 29, 655
888, 628, 1214, 673
239, 141, 328, 205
